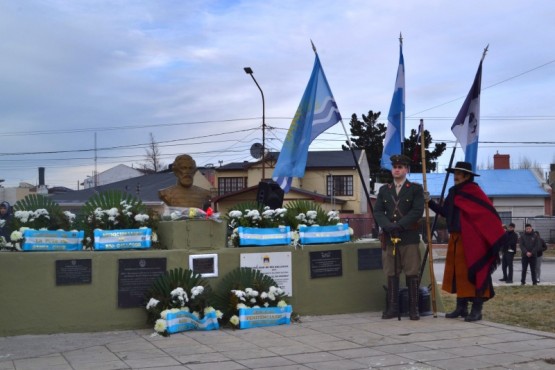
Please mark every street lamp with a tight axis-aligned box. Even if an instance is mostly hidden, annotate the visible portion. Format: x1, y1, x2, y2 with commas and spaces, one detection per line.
243, 67, 266, 180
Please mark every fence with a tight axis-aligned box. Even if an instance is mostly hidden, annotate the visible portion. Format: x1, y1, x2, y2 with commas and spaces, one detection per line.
504, 217, 555, 243
340, 215, 375, 239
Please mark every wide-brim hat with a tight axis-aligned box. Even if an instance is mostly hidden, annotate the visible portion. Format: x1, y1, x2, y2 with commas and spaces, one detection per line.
390, 154, 411, 166
446, 161, 480, 176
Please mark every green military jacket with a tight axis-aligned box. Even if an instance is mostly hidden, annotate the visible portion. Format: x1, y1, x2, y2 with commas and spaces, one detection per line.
374, 180, 424, 246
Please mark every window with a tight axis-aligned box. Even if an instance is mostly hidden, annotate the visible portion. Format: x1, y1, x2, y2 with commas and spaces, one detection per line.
327, 175, 353, 196
498, 211, 512, 226
218, 177, 247, 195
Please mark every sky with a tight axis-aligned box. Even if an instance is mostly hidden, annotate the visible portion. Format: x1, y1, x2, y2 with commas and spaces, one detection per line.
1, 0, 555, 190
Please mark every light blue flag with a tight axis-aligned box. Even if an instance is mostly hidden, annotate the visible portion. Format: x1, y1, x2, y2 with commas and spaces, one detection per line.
380, 43, 405, 170
451, 59, 483, 172
272, 54, 341, 192
273, 176, 293, 193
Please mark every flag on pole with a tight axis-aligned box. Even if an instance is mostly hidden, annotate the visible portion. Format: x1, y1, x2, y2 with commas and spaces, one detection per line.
381, 40, 405, 170
451, 58, 484, 172
272, 53, 342, 192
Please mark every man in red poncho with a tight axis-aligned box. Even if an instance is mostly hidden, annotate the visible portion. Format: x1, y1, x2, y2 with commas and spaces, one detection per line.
428, 162, 506, 322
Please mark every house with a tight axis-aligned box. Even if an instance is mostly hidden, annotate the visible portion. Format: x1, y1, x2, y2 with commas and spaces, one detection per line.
0, 183, 32, 206
82, 164, 145, 189
213, 150, 374, 237
407, 153, 553, 239
50, 169, 214, 216
27, 150, 555, 240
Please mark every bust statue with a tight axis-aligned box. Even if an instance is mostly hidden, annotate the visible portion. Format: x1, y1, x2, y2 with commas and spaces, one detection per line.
159, 154, 211, 209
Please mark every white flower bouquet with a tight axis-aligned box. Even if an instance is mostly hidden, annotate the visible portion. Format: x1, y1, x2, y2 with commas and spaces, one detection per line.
226, 201, 352, 248
146, 268, 220, 336
213, 267, 292, 329
79, 190, 159, 250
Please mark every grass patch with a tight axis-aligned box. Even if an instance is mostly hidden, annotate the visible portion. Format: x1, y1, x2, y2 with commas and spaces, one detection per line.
543, 246, 555, 258
440, 285, 555, 334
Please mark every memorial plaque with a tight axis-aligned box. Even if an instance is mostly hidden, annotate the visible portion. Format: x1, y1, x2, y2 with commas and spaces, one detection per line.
189, 254, 218, 277
309, 250, 342, 278
241, 252, 292, 296
56, 259, 92, 285
118, 258, 166, 308
357, 248, 383, 270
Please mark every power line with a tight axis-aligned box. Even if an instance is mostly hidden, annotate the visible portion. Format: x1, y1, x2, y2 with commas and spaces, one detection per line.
0, 127, 258, 156
0, 117, 293, 137
408, 58, 555, 116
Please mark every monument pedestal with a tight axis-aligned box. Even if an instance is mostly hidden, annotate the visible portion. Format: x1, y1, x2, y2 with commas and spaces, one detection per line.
157, 220, 227, 250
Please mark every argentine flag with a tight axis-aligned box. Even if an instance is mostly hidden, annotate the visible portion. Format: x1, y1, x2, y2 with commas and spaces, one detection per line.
451, 59, 483, 172
273, 53, 342, 192
381, 42, 405, 170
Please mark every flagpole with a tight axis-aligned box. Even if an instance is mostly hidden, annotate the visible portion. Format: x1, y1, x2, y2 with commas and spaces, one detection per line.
312, 40, 378, 237
419, 119, 437, 317
481, 44, 489, 62
420, 46, 488, 277
419, 140, 457, 280
399, 33, 404, 154
340, 119, 379, 236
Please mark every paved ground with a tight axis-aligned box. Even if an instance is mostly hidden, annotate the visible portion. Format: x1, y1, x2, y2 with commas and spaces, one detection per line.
1, 312, 555, 370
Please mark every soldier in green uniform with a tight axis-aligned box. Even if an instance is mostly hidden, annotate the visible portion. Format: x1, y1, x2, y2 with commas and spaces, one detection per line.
374, 154, 424, 320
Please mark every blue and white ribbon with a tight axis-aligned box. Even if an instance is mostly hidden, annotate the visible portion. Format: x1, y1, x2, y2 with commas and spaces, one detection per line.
166, 310, 219, 334
238, 305, 292, 329
23, 229, 84, 251
238, 226, 291, 246
299, 224, 350, 244
94, 228, 151, 250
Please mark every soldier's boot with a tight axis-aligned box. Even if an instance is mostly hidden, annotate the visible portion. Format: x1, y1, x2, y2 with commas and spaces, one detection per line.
445, 298, 469, 318
382, 276, 399, 319
407, 275, 420, 320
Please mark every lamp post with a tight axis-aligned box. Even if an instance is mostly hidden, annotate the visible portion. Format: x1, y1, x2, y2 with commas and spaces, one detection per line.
243, 67, 266, 180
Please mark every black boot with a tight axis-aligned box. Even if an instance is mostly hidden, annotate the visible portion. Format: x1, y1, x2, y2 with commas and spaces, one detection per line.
382, 276, 399, 319
445, 297, 469, 318
407, 275, 420, 320
465, 297, 483, 322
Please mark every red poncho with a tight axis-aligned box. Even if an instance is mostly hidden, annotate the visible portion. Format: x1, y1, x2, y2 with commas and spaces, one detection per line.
454, 182, 506, 295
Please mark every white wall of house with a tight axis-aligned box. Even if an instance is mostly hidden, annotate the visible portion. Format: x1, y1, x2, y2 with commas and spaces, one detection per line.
0, 187, 31, 205
83, 164, 143, 189
494, 197, 547, 217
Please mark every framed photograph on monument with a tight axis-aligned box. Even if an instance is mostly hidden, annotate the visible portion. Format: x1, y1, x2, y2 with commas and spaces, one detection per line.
189, 254, 218, 277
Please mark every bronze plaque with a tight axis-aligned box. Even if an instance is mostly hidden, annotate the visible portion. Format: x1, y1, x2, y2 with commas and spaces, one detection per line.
118, 258, 166, 308
357, 248, 382, 270
309, 250, 342, 278
192, 257, 215, 275
56, 259, 92, 285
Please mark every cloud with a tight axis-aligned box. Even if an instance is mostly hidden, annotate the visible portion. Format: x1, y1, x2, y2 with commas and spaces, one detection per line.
1, 0, 555, 188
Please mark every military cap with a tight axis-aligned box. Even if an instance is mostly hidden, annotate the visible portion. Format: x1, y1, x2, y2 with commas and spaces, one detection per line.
390, 154, 411, 166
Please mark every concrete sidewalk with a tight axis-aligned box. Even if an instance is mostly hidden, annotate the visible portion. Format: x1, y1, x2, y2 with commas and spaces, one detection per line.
2, 312, 555, 370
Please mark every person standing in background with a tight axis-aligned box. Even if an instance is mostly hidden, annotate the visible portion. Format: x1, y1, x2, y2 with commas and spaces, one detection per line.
519, 224, 539, 285
500, 223, 518, 284
0, 202, 12, 243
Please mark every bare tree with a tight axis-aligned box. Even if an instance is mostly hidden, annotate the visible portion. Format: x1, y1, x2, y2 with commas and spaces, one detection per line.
518, 155, 544, 178
519, 156, 533, 169
143, 133, 163, 172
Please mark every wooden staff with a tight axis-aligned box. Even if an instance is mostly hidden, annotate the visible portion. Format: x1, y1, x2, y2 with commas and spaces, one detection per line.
419, 119, 438, 317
